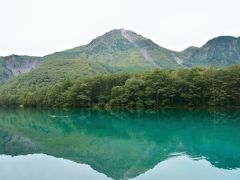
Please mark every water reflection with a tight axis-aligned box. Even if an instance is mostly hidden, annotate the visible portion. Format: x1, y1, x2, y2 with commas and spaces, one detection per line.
0, 108, 240, 179
0, 154, 111, 180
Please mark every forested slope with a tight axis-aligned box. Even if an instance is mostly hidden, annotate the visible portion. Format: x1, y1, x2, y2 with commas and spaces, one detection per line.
0, 66, 239, 108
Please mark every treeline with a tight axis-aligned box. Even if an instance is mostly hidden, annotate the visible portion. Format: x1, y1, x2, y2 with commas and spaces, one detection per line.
0, 66, 240, 108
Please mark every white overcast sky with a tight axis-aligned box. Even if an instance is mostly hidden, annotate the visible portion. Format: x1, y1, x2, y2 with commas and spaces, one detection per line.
0, 0, 239, 56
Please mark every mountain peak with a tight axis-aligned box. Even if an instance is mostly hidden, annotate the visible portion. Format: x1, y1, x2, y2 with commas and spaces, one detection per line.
204, 36, 239, 47
90, 28, 144, 43
107, 28, 137, 34
62, 28, 177, 69
84, 29, 137, 52
182, 35, 240, 66
92, 29, 137, 39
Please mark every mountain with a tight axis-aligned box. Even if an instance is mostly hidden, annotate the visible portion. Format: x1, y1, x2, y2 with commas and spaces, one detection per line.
182, 36, 240, 67
0, 29, 183, 89
0, 30, 239, 85
44, 29, 180, 71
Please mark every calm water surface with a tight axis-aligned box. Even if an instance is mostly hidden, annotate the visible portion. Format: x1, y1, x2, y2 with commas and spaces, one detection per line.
0, 108, 240, 180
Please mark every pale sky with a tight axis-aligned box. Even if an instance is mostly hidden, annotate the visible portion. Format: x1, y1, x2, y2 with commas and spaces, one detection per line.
0, 0, 239, 56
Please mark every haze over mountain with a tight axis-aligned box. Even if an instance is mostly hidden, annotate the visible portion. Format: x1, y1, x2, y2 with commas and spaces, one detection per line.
0, 29, 239, 84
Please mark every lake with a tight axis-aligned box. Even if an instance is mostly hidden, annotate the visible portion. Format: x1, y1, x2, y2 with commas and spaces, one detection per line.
0, 108, 240, 180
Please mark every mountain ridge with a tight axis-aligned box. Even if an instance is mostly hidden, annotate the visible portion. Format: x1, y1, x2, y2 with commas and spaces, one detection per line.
0, 29, 239, 83
182, 35, 240, 66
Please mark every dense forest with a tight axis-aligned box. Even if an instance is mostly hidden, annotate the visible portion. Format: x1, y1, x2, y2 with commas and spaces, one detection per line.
0, 65, 240, 108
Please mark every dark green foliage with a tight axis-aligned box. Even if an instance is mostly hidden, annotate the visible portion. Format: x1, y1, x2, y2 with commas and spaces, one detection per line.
0, 66, 240, 108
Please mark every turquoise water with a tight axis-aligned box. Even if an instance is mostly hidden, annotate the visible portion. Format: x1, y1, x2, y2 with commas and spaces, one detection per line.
0, 108, 240, 180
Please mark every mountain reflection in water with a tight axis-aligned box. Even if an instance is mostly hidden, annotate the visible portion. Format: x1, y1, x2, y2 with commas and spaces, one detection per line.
0, 108, 240, 179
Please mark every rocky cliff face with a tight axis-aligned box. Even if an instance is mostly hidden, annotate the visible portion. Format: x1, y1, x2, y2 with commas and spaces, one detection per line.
0, 55, 42, 81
